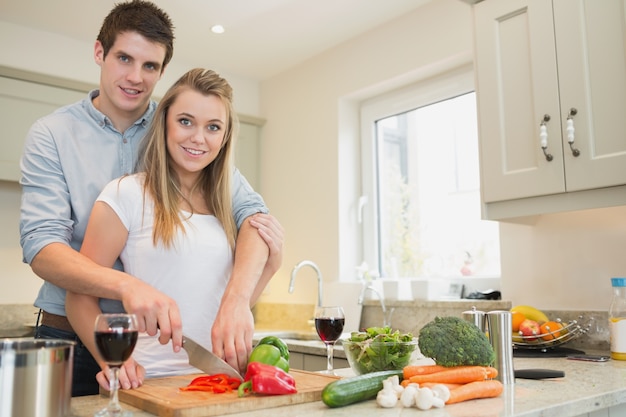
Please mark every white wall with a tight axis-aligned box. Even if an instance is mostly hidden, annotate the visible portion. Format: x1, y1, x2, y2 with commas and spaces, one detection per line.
258, 0, 476, 304
0, 21, 260, 115
0, 181, 42, 303
2, 0, 624, 311
500, 206, 626, 311
257, 0, 626, 310
0, 20, 261, 304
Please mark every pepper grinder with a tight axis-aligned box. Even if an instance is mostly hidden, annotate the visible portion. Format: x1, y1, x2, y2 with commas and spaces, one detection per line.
462, 306, 486, 333
486, 310, 515, 385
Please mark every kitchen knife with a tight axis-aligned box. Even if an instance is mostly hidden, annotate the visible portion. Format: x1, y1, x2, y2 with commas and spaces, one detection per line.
182, 335, 243, 381
514, 368, 565, 379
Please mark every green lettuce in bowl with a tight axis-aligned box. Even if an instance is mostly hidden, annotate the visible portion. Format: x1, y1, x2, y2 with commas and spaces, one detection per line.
342, 326, 418, 375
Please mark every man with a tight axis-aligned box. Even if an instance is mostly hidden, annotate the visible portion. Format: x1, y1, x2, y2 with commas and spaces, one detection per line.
19, 0, 282, 396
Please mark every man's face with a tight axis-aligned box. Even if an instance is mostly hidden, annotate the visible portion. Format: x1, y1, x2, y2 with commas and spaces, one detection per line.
94, 31, 167, 123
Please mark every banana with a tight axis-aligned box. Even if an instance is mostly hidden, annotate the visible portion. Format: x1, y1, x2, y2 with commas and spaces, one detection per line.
511, 332, 524, 343
511, 305, 549, 324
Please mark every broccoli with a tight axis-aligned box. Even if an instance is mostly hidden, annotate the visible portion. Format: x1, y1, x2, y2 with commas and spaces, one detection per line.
417, 316, 495, 367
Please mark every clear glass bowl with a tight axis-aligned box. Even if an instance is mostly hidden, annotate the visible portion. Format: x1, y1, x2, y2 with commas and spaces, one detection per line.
341, 338, 420, 375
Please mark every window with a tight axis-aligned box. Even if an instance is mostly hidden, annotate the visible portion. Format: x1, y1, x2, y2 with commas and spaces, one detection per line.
360, 67, 500, 279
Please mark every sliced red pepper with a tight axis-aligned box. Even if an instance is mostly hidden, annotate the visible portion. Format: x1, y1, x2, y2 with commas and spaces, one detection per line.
180, 373, 241, 393
237, 362, 297, 397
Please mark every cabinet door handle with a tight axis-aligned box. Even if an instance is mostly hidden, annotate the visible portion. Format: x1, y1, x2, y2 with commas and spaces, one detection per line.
357, 195, 368, 224
540, 114, 553, 161
567, 108, 581, 157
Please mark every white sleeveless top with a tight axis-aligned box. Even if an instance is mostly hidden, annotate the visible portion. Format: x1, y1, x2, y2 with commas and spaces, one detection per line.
97, 174, 233, 377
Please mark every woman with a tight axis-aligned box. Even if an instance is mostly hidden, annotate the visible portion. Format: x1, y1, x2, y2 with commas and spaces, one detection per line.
67, 68, 255, 387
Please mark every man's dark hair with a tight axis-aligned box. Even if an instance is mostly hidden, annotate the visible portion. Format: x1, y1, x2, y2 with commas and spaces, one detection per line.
97, 0, 175, 70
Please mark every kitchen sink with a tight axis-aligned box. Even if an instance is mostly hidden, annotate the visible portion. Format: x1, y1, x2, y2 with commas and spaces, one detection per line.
253, 330, 320, 341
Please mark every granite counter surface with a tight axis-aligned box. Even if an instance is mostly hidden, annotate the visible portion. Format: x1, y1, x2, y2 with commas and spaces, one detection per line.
71, 353, 626, 417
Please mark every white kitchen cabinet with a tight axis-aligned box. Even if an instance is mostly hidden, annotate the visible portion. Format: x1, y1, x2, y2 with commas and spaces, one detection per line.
288, 351, 348, 372
0, 68, 264, 188
236, 117, 263, 192
289, 352, 306, 370
575, 402, 626, 416
473, 0, 626, 219
303, 354, 348, 372
0, 75, 86, 181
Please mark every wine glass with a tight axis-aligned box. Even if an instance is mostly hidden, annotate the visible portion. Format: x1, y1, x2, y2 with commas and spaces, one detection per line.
314, 306, 345, 375
94, 313, 139, 417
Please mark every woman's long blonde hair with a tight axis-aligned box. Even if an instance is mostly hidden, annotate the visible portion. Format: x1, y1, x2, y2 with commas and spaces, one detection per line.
138, 68, 238, 250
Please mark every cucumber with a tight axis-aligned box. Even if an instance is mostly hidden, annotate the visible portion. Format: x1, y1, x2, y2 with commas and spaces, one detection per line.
321, 369, 404, 408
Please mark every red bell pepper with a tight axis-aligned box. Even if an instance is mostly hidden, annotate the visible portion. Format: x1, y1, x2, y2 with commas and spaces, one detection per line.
237, 362, 297, 397
180, 373, 241, 393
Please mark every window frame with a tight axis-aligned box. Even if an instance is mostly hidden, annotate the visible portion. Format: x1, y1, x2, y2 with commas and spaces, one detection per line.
359, 64, 478, 276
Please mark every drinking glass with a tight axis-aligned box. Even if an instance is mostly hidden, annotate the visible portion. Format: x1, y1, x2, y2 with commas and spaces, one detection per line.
94, 313, 139, 417
314, 306, 345, 375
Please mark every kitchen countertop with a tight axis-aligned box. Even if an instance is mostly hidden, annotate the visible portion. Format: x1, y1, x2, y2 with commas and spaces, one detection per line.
70, 352, 626, 417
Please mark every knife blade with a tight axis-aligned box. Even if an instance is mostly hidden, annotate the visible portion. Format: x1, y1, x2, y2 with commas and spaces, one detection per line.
514, 368, 565, 379
182, 335, 243, 381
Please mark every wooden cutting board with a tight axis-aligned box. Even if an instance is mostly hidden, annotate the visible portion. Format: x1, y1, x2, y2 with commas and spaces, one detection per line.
117, 369, 340, 417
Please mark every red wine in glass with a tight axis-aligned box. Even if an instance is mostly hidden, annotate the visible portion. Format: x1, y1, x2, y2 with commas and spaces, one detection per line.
314, 306, 345, 375
95, 329, 138, 366
94, 313, 138, 417
315, 317, 345, 343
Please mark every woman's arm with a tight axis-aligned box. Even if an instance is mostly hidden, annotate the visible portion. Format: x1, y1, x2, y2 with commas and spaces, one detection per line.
66, 290, 146, 390
65, 291, 105, 368
211, 216, 270, 374
66, 201, 129, 366
66, 200, 146, 390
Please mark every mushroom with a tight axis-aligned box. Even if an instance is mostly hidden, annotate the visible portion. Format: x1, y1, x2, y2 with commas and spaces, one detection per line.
415, 387, 435, 410
388, 375, 405, 398
376, 379, 399, 408
400, 383, 419, 407
431, 384, 451, 403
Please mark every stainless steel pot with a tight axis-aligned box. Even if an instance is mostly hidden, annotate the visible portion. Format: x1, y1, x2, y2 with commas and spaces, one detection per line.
0, 338, 75, 417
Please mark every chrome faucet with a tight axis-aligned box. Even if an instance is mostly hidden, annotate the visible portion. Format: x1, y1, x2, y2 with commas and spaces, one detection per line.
358, 283, 394, 327
289, 260, 323, 307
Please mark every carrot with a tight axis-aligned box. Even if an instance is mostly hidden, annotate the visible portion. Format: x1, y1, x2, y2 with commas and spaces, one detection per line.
408, 366, 490, 385
419, 382, 464, 390
446, 380, 504, 404
485, 366, 498, 379
403, 364, 448, 379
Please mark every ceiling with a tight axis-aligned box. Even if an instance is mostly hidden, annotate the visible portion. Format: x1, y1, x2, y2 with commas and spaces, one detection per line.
0, 0, 432, 81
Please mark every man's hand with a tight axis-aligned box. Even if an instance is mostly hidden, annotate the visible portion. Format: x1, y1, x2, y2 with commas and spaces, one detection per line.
97, 358, 145, 391
249, 213, 284, 278
121, 279, 183, 351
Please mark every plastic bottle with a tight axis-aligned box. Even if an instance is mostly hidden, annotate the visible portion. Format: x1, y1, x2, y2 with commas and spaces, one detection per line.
609, 277, 626, 360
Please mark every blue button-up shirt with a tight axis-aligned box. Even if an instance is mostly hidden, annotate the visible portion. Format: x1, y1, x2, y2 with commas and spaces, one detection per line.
19, 90, 267, 315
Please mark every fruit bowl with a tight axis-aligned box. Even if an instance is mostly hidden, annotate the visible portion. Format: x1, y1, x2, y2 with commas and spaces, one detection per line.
342, 338, 420, 375
512, 316, 593, 350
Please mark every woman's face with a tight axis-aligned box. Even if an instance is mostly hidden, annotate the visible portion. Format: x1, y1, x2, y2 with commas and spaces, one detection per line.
166, 88, 227, 181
